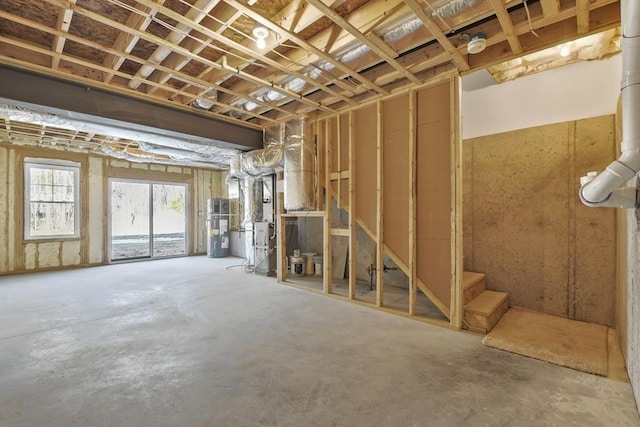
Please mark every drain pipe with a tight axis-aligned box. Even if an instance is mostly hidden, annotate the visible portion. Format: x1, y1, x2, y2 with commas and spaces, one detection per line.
579, 0, 640, 208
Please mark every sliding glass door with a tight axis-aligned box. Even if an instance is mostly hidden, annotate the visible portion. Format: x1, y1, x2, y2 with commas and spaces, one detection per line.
110, 179, 187, 262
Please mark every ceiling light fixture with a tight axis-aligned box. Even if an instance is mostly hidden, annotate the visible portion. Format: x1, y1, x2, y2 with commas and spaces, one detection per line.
467, 32, 487, 54
558, 43, 572, 57
252, 22, 269, 50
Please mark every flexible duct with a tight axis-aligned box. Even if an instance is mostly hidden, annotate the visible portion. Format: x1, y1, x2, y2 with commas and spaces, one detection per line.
241, 178, 263, 224
99, 144, 224, 169
431, 0, 483, 18
228, 123, 284, 179
284, 117, 316, 210
0, 103, 238, 166
579, 0, 640, 208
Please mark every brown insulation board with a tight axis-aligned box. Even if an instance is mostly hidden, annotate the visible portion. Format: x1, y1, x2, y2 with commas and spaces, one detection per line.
466, 122, 571, 318
416, 82, 452, 308
383, 94, 410, 266
463, 124, 474, 271
354, 104, 377, 234
464, 116, 616, 327
574, 116, 616, 326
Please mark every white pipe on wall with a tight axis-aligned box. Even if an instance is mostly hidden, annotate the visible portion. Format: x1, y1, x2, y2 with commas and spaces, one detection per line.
580, 0, 640, 208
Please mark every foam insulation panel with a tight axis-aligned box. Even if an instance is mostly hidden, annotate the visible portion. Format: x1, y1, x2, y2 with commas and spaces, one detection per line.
38, 242, 60, 268
24, 242, 36, 270
62, 240, 81, 266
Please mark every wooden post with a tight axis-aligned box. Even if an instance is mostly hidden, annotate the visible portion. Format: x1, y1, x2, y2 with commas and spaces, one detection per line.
348, 111, 356, 300
324, 118, 333, 294
336, 113, 342, 209
315, 120, 323, 211
408, 90, 417, 315
450, 77, 463, 329
277, 171, 286, 282
376, 101, 384, 307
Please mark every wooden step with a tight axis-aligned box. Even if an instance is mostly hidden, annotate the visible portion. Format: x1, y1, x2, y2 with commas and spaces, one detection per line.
463, 272, 486, 305
464, 290, 509, 334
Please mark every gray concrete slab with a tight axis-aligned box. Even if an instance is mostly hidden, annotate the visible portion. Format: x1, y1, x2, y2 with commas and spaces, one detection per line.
1, 256, 638, 427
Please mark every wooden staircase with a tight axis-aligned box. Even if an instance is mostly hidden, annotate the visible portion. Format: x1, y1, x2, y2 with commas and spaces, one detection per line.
463, 272, 509, 334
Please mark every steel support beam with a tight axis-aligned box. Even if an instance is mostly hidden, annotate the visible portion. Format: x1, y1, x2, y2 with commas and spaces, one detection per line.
0, 65, 263, 151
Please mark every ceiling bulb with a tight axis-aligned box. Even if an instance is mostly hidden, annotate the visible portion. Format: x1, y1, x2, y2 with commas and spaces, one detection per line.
252, 22, 269, 40
256, 37, 267, 49
559, 44, 572, 57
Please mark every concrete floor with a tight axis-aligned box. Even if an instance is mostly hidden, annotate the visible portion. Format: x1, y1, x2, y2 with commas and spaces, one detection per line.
0, 257, 638, 427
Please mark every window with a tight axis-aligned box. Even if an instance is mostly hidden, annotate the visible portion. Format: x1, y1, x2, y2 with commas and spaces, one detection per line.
24, 158, 80, 239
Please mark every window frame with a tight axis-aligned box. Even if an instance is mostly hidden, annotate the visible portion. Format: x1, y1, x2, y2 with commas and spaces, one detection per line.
24, 158, 81, 240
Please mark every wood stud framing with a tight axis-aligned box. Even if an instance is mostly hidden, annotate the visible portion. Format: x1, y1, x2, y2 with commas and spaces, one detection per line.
450, 77, 463, 330
0, 0, 616, 129
305, 0, 422, 86
324, 118, 333, 294
408, 90, 417, 316
488, 0, 523, 54
540, 0, 560, 18
403, 0, 470, 72
348, 111, 356, 300
576, 0, 591, 34
376, 101, 384, 307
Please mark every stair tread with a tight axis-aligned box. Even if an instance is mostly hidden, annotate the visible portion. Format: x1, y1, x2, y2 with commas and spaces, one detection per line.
463, 272, 486, 289
465, 290, 508, 315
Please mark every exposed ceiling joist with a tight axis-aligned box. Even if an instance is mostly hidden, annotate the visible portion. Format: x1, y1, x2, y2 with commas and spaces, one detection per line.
0, 0, 621, 150
403, 0, 470, 71
488, 0, 523, 54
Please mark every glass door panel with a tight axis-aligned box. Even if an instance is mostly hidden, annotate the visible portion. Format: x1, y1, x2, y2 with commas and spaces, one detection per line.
152, 184, 187, 257
110, 181, 151, 261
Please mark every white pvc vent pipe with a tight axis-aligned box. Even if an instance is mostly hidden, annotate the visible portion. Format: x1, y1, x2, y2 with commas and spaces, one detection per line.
579, 0, 640, 208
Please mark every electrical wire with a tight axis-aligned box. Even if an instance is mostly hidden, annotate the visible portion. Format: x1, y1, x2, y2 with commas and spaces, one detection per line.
523, 0, 540, 38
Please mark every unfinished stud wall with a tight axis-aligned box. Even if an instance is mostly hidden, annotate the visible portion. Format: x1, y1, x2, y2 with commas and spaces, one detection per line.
316, 77, 460, 323
0, 144, 227, 275
463, 115, 617, 327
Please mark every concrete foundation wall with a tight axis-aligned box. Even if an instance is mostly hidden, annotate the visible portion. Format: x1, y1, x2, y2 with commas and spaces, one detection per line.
627, 208, 640, 413
463, 115, 617, 327
0, 144, 226, 275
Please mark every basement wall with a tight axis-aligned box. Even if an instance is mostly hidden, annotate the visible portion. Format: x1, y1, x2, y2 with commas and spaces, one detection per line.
0, 144, 227, 275
463, 115, 617, 326
463, 54, 638, 413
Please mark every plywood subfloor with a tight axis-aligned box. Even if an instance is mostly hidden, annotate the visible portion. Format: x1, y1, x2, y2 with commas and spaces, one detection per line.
483, 307, 628, 380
